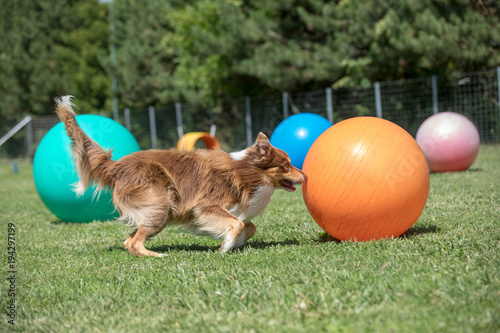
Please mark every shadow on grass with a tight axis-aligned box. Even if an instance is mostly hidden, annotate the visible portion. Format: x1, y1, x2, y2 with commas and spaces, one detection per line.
50, 220, 111, 225
149, 243, 220, 253
316, 223, 440, 243
431, 168, 483, 174
107, 239, 302, 254
317, 233, 341, 243
50, 220, 67, 225
400, 224, 440, 238
106, 243, 220, 254
245, 239, 301, 249
106, 224, 441, 254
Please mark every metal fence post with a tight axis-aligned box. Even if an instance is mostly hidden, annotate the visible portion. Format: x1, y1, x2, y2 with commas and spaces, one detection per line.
26, 118, 33, 158
497, 67, 500, 123
326, 87, 334, 123
432, 75, 439, 114
374, 82, 382, 118
175, 102, 184, 139
148, 106, 157, 149
282, 91, 289, 119
245, 96, 253, 146
124, 108, 131, 131
209, 102, 216, 137
0, 115, 32, 148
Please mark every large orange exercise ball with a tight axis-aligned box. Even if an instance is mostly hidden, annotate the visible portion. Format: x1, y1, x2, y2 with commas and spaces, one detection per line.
302, 117, 430, 241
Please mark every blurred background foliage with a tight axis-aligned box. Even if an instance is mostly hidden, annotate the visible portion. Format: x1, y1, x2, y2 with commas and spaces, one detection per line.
1, 0, 499, 126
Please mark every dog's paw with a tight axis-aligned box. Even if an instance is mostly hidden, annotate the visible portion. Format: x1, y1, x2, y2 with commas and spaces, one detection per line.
219, 242, 231, 253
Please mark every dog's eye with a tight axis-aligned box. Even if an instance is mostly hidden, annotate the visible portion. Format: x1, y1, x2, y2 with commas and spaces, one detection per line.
282, 163, 291, 173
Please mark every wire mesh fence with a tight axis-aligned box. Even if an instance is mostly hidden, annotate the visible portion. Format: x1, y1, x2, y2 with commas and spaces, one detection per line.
438, 69, 499, 143
333, 86, 377, 122
249, 93, 284, 141
378, 76, 434, 136
1, 67, 499, 162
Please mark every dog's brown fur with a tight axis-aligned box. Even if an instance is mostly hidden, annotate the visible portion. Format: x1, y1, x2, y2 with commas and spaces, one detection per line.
55, 96, 307, 257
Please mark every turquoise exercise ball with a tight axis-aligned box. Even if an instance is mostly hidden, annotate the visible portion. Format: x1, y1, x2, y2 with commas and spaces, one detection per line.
33, 115, 140, 222
270, 113, 332, 170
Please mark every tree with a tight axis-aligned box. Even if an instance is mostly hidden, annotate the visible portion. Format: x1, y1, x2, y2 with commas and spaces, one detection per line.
57, 1, 110, 113
162, 0, 247, 104
114, 0, 186, 108
1, 0, 499, 126
365, 0, 500, 82
161, 0, 500, 98
0, 0, 109, 128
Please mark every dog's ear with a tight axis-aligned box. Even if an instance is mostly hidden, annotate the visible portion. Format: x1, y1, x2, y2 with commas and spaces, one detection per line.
255, 132, 269, 143
256, 132, 271, 158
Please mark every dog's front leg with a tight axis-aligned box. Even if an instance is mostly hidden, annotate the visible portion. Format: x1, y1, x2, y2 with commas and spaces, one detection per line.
194, 206, 247, 253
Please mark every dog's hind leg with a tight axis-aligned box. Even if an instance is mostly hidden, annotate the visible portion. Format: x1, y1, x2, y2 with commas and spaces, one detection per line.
127, 225, 166, 257
114, 161, 178, 257
120, 201, 171, 257
192, 206, 247, 253
116, 194, 170, 257
123, 230, 137, 251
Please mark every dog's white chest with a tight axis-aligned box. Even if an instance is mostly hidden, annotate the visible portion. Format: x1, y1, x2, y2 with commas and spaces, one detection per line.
230, 186, 274, 222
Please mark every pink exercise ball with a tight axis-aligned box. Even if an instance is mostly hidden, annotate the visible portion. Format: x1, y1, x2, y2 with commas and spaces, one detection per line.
416, 112, 480, 173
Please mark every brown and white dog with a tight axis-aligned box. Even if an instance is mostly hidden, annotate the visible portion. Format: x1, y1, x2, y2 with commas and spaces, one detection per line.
55, 96, 307, 257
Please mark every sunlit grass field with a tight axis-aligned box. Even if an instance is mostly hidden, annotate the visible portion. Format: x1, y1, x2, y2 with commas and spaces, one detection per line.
1, 145, 499, 332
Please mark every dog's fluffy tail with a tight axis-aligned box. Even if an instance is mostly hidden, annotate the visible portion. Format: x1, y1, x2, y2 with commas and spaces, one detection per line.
55, 96, 115, 197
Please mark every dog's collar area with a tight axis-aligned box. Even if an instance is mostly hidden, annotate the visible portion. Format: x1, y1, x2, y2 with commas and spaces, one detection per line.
229, 150, 248, 161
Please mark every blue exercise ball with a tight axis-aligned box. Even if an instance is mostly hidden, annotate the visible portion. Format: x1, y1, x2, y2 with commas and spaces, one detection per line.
270, 113, 332, 170
33, 115, 140, 222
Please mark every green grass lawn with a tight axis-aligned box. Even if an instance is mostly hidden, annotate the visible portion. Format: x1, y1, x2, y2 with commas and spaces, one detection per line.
1, 146, 499, 332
